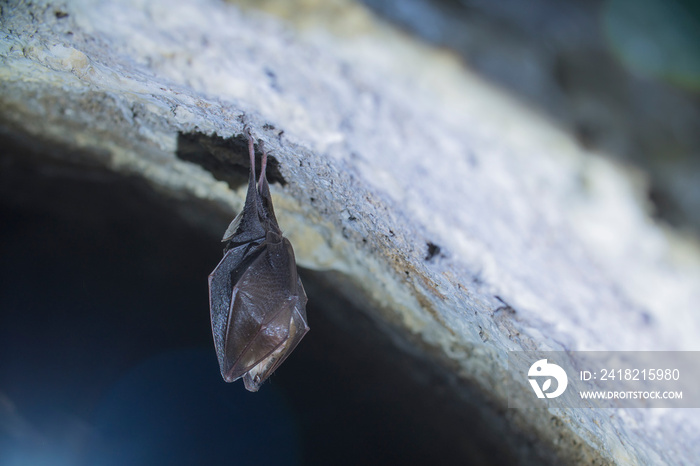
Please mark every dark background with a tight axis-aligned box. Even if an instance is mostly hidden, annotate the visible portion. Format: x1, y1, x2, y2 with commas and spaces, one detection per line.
0, 140, 536, 465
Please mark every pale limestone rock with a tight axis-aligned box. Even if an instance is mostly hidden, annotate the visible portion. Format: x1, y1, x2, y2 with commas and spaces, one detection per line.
2, 0, 699, 463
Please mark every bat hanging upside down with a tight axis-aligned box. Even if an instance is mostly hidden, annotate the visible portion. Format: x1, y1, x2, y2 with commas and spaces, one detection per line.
208, 129, 309, 392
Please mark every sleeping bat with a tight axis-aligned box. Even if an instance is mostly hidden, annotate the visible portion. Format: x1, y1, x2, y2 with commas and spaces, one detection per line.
208, 130, 309, 392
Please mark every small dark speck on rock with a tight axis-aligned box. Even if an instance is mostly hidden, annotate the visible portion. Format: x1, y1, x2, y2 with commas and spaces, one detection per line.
55, 10, 69, 19
425, 242, 441, 261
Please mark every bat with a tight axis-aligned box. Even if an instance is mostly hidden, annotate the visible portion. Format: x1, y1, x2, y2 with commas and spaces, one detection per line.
208, 130, 309, 392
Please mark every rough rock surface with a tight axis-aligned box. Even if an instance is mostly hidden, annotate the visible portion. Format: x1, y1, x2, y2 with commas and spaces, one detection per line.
2, 0, 699, 464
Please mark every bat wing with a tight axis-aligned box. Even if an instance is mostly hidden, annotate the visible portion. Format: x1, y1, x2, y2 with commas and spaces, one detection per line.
238, 274, 308, 390
217, 233, 308, 391
238, 274, 308, 391
208, 240, 265, 377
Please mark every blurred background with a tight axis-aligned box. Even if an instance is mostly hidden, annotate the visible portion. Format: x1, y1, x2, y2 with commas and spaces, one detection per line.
361, 0, 700, 234
2, 0, 699, 464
